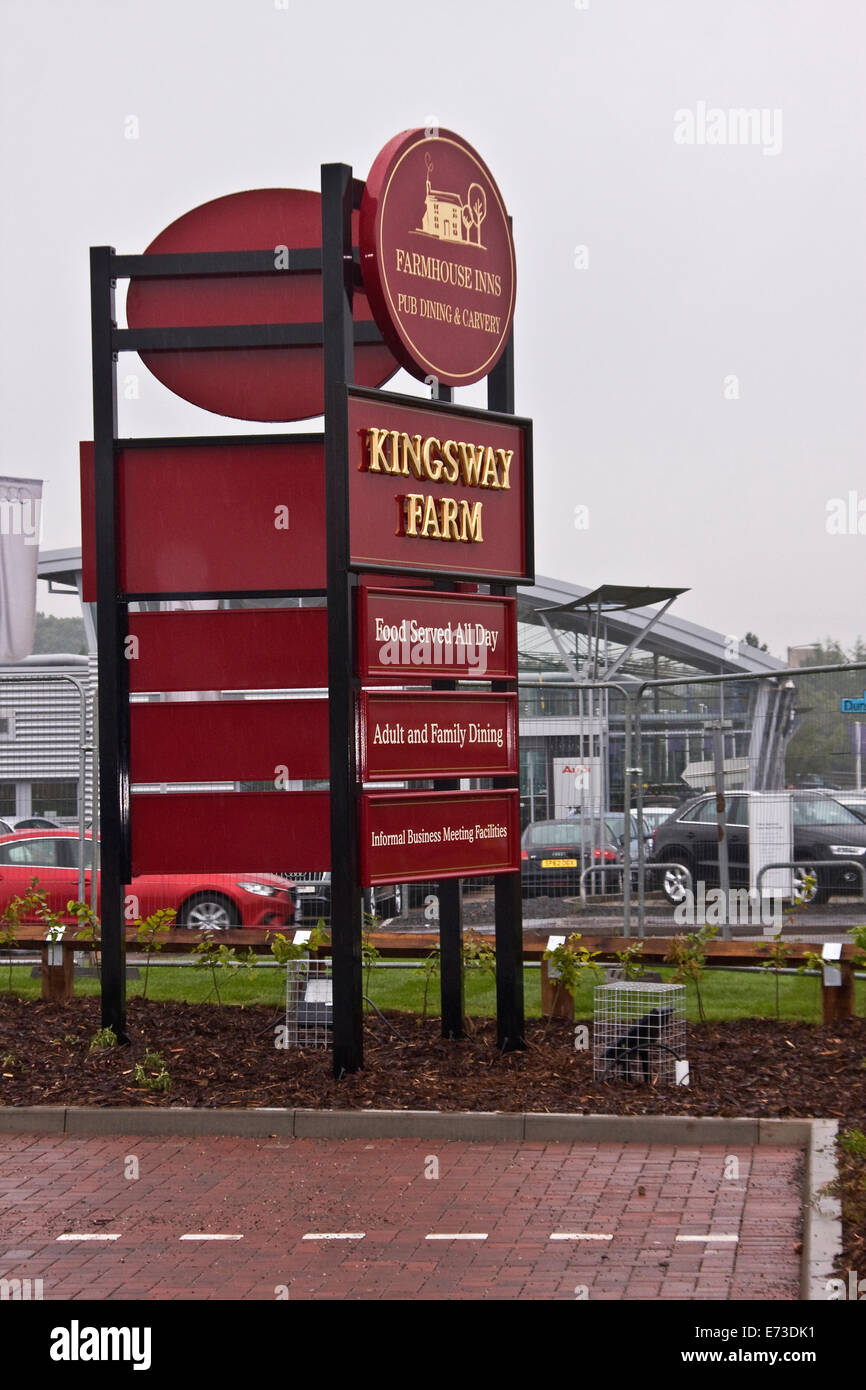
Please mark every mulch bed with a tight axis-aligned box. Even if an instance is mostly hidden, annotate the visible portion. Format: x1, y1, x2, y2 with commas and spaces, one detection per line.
2, 997, 864, 1276
1, 996, 863, 1118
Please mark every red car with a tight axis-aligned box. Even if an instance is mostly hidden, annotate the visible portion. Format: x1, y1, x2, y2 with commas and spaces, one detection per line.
0, 830, 294, 930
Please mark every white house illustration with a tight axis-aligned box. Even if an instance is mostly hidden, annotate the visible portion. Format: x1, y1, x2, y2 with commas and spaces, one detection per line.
418, 153, 487, 247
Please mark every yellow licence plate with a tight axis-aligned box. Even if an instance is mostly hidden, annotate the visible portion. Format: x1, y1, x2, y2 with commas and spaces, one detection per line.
541, 858, 578, 869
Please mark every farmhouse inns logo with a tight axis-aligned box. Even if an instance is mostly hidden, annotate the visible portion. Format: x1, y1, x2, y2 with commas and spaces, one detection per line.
416, 152, 488, 248
49, 1320, 152, 1371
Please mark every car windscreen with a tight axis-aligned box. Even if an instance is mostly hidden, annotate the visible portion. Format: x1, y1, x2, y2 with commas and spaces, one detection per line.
526, 822, 615, 847
526, 823, 585, 847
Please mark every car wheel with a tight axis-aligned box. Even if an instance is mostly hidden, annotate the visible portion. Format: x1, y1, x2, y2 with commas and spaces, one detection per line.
791, 865, 829, 906
177, 893, 240, 931
660, 854, 692, 906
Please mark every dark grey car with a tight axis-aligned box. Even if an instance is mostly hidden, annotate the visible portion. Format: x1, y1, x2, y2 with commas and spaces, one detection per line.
649, 790, 866, 904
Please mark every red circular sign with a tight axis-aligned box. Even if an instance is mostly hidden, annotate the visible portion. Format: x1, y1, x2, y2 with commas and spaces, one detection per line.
360, 130, 516, 388
126, 189, 399, 422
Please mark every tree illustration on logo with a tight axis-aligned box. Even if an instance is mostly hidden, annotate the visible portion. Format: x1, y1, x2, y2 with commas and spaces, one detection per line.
462, 183, 487, 247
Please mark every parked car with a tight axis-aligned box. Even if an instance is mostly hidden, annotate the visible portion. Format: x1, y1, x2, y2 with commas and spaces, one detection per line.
0, 816, 61, 833
288, 872, 403, 924
604, 811, 641, 843
634, 807, 678, 836
0, 830, 295, 930
521, 818, 623, 897
649, 790, 866, 905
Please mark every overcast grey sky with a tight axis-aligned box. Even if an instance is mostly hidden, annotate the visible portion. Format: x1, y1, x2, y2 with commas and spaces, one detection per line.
1, 0, 863, 658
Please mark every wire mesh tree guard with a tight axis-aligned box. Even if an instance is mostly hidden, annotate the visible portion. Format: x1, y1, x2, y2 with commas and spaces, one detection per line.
284, 957, 333, 1050
593, 981, 687, 1084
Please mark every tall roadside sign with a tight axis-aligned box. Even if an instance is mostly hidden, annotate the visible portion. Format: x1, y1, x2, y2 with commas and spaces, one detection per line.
323, 127, 532, 1066
86, 127, 532, 1075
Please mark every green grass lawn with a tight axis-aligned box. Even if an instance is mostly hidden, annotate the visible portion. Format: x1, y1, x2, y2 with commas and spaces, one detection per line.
0, 959, 862, 1023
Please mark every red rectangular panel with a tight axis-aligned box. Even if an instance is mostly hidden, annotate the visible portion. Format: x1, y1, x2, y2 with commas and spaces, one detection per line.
360, 788, 520, 885
347, 389, 533, 582
128, 608, 328, 692
359, 691, 518, 781
357, 587, 516, 681
130, 699, 329, 783
80, 437, 326, 600
131, 791, 330, 874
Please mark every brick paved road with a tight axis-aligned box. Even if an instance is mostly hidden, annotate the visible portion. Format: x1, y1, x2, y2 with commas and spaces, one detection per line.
0, 1136, 802, 1300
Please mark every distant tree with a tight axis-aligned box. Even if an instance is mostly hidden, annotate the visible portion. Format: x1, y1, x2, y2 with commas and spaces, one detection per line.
31, 612, 87, 656
744, 632, 769, 652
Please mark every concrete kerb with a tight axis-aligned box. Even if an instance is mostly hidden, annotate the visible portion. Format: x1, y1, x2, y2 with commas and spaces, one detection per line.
0, 1107, 842, 1297
803, 1119, 843, 1301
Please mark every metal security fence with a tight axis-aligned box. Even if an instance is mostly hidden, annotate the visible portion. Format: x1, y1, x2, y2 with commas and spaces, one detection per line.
0, 663, 92, 904
515, 658, 866, 936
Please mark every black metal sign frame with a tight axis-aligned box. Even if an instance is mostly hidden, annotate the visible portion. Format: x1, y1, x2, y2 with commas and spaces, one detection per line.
90, 159, 528, 1072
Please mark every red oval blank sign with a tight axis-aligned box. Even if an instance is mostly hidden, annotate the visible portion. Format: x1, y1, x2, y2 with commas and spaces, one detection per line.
125, 189, 399, 422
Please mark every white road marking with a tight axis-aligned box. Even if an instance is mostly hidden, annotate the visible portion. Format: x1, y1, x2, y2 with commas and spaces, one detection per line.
425, 1233, 488, 1241
550, 1233, 613, 1241
179, 1234, 244, 1241
302, 1233, 366, 1241
57, 1233, 121, 1242
675, 1234, 739, 1243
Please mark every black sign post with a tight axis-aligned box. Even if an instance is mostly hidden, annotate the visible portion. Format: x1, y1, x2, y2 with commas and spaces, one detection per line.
321, 163, 365, 1076
90, 245, 131, 1043
488, 329, 526, 1051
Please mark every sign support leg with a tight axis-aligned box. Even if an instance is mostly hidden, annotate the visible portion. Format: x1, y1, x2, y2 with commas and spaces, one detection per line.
488, 330, 526, 1051
91, 246, 130, 1042
322, 163, 364, 1076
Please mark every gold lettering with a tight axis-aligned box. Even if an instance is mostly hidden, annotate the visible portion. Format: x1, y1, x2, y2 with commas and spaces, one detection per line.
363, 427, 513, 500
496, 449, 513, 490
441, 439, 460, 484
439, 496, 460, 540
403, 493, 425, 536
365, 428, 389, 472
459, 500, 483, 543
457, 442, 484, 487
422, 436, 443, 482
401, 433, 423, 479
480, 446, 499, 489
421, 494, 442, 539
